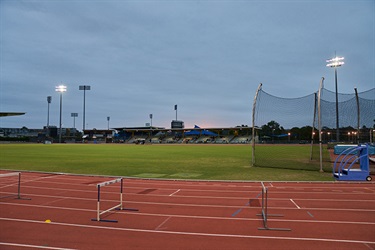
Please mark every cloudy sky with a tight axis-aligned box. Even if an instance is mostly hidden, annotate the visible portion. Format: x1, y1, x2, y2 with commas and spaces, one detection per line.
1, 0, 374, 130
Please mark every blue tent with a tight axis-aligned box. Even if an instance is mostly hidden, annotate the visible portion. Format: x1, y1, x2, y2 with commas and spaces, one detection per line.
202, 130, 218, 136
184, 125, 218, 136
184, 130, 201, 136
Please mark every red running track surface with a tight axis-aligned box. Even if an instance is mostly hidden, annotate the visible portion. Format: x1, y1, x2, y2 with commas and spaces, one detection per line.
0, 171, 374, 250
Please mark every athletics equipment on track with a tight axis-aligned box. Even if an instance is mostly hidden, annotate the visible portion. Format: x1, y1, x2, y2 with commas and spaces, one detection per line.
91, 177, 138, 222
0, 172, 30, 200
333, 144, 371, 181
257, 182, 291, 231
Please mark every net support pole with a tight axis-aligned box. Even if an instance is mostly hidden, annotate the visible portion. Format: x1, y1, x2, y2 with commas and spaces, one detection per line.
354, 88, 360, 143
310, 92, 317, 161
318, 77, 324, 172
252, 83, 262, 166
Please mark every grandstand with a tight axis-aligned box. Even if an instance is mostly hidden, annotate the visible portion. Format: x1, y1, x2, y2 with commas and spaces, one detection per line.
111, 126, 252, 144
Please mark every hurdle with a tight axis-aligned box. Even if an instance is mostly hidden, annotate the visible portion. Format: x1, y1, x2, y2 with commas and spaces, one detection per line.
257, 182, 290, 231
0, 172, 31, 200
91, 177, 138, 223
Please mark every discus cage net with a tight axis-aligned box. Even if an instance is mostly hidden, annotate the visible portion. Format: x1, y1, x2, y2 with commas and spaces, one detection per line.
251, 78, 375, 172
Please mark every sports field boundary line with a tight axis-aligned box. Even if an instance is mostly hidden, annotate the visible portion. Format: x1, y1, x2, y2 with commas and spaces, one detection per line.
1, 202, 375, 226
1, 217, 374, 245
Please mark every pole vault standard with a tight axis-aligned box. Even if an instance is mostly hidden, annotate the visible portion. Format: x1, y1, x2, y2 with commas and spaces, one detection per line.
91, 178, 138, 223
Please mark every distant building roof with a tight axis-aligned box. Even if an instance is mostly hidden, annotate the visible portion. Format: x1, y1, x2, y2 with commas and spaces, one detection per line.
0, 112, 26, 117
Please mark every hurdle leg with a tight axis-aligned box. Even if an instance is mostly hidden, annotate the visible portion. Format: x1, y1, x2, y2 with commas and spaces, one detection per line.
15, 172, 31, 200
96, 186, 100, 221
116, 178, 138, 212
257, 182, 291, 231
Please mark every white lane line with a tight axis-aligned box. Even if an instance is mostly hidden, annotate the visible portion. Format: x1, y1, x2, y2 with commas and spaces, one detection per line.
155, 216, 172, 230
169, 189, 181, 196
1, 217, 374, 245
290, 199, 301, 209
2, 202, 375, 225
0, 242, 77, 250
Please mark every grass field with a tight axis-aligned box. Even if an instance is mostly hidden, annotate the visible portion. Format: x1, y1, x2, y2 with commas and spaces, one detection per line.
0, 143, 334, 181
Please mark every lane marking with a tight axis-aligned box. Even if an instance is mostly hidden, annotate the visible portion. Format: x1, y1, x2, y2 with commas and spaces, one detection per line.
3, 202, 375, 226
169, 189, 181, 196
0, 242, 77, 250
307, 211, 314, 218
1, 217, 374, 245
364, 243, 375, 250
290, 199, 301, 209
155, 216, 172, 230
231, 209, 242, 217
2, 192, 375, 212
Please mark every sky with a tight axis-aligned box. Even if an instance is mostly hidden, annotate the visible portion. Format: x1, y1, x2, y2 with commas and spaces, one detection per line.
1, 0, 374, 130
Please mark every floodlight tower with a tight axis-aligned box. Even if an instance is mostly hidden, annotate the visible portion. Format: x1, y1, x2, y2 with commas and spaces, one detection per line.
79, 85, 91, 131
55, 85, 67, 143
71, 113, 78, 131
46, 96, 52, 137
326, 55, 344, 142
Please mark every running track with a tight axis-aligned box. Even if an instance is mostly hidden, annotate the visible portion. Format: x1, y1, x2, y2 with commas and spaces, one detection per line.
0, 171, 374, 250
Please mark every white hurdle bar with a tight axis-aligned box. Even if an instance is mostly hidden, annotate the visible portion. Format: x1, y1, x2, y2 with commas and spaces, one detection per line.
0, 172, 30, 200
92, 177, 138, 223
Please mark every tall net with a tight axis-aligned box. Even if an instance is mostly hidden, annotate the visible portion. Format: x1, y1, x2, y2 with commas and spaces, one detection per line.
252, 82, 375, 171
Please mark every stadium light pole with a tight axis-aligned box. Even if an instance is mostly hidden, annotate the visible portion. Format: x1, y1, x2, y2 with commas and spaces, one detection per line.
55, 85, 67, 143
71, 113, 78, 131
326, 55, 344, 142
79, 85, 91, 132
46, 96, 52, 137
107, 116, 110, 130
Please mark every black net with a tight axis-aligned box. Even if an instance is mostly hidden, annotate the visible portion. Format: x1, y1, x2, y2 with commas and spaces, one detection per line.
253, 86, 375, 171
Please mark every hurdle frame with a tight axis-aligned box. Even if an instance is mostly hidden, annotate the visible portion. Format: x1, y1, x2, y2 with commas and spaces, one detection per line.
0, 172, 31, 200
257, 182, 291, 231
91, 177, 138, 223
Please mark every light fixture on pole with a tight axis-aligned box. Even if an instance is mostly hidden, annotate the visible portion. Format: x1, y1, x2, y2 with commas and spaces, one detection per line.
79, 85, 91, 132
55, 85, 67, 143
107, 116, 110, 130
326, 55, 344, 142
174, 104, 178, 120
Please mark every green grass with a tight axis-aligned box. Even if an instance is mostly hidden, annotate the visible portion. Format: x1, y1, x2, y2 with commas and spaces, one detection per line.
0, 143, 334, 181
